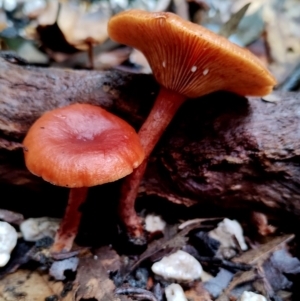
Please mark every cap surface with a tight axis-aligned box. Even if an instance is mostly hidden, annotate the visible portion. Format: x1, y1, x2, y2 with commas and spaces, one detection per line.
108, 10, 276, 98
23, 103, 145, 187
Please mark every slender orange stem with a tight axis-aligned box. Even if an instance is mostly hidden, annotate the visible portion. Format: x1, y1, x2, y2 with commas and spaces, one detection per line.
51, 187, 88, 254
119, 87, 186, 239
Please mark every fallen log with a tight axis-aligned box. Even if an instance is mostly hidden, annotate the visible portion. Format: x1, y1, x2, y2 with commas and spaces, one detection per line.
0, 52, 158, 141
1, 54, 300, 220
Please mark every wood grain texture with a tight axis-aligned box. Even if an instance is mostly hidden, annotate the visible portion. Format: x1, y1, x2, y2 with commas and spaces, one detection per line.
1, 54, 299, 219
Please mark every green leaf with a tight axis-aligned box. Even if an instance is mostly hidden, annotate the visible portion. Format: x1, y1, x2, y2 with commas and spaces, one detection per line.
219, 3, 251, 38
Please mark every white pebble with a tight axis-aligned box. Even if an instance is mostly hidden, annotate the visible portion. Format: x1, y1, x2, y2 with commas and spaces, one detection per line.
49, 257, 79, 280
203, 68, 209, 75
145, 214, 166, 233
240, 291, 267, 301
165, 284, 188, 301
2, 0, 17, 11
151, 250, 202, 282
209, 218, 247, 257
0, 221, 18, 267
20, 217, 60, 242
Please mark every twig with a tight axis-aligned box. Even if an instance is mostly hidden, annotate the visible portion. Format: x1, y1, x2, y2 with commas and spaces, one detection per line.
116, 287, 158, 301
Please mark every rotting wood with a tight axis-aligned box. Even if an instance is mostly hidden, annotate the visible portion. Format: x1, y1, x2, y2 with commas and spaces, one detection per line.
0, 52, 158, 140
1, 54, 300, 219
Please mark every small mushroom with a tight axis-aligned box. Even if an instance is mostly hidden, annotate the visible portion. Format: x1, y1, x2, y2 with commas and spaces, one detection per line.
23, 103, 144, 254
108, 10, 277, 239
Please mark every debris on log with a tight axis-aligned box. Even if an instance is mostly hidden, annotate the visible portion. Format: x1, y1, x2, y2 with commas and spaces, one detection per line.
1, 54, 300, 219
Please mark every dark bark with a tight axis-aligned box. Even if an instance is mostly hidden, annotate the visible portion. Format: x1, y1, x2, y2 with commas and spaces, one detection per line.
0, 53, 158, 141
1, 55, 300, 219
144, 92, 300, 219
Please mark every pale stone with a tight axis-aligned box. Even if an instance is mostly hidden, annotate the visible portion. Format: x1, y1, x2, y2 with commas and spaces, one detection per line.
209, 218, 247, 258
151, 250, 202, 282
0, 221, 18, 267
165, 284, 188, 301
145, 214, 166, 233
240, 291, 267, 301
20, 217, 60, 242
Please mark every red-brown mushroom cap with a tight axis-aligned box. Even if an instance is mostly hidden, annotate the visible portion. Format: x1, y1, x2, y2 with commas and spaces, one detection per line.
23, 103, 145, 188
108, 10, 276, 97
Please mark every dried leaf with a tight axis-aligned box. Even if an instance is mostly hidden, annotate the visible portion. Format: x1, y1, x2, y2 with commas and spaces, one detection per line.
214, 295, 229, 301
178, 218, 223, 230
264, 0, 300, 82
74, 252, 119, 301
185, 282, 213, 301
219, 3, 251, 38
0, 209, 24, 225
232, 234, 295, 265
231, 8, 264, 47
0, 269, 73, 301
224, 269, 257, 294
37, 12, 79, 56
116, 286, 158, 301
37, 1, 109, 52
94, 246, 121, 273
129, 224, 199, 273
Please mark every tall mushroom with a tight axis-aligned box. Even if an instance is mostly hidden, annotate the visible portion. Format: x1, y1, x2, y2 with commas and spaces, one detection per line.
23, 103, 144, 253
108, 10, 277, 240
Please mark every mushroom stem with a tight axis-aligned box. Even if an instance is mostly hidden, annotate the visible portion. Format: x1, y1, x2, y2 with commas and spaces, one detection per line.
138, 87, 186, 156
119, 87, 185, 239
51, 187, 88, 254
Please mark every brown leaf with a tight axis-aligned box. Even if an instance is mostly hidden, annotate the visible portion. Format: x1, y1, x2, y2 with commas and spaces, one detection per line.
94, 246, 121, 273
224, 269, 258, 294
129, 225, 189, 273
232, 234, 295, 265
129, 221, 222, 273
0, 209, 24, 225
0, 269, 73, 301
38, 0, 109, 51
185, 282, 213, 301
74, 251, 120, 301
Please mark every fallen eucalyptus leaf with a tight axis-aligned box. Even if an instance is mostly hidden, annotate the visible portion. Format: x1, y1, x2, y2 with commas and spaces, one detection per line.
219, 3, 251, 38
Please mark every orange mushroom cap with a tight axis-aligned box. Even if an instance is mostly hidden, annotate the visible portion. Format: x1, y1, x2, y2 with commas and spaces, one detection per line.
108, 10, 276, 97
23, 103, 145, 188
